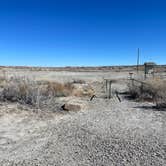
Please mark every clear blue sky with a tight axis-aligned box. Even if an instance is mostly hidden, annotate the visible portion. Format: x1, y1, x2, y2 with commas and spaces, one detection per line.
0, 0, 166, 66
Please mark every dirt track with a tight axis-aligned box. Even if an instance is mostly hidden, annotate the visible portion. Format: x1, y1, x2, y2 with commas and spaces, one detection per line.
0, 97, 165, 166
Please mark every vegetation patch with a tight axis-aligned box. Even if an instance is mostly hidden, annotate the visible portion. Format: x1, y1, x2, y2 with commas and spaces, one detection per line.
128, 78, 166, 108
0, 76, 94, 110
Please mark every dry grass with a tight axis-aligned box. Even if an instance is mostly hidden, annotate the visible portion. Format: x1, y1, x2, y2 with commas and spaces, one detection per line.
72, 84, 94, 97
0, 77, 73, 107
0, 70, 7, 88
0, 76, 6, 87
128, 78, 166, 108
0, 76, 94, 110
146, 79, 166, 108
44, 81, 74, 97
0, 77, 43, 107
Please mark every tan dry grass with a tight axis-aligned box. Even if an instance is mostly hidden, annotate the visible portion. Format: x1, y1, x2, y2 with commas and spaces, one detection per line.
0, 76, 95, 110
44, 81, 74, 97
128, 78, 166, 108
146, 79, 166, 107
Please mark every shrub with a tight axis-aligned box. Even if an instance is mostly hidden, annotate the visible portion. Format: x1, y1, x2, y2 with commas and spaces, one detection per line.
0, 76, 94, 110
44, 81, 74, 97
147, 79, 166, 108
0, 70, 7, 88
72, 83, 95, 97
128, 79, 166, 108
0, 77, 43, 107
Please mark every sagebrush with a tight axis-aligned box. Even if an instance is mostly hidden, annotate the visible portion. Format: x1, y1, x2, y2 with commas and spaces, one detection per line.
128, 78, 166, 108
0, 76, 94, 110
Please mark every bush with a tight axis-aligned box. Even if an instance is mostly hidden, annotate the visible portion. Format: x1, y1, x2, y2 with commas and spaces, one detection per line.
0, 77, 44, 107
0, 70, 7, 87
128, 79, 166, 108
0, 76, 94, 110
44, 81, 74, 97
147, 79, 166, 108
0, 77, 72, 107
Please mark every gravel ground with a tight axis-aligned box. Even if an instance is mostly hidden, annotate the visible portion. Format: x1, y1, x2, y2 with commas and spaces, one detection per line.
0, 97, 165, 166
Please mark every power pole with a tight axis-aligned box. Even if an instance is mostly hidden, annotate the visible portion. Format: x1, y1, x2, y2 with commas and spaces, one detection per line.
137, 48, 140, 74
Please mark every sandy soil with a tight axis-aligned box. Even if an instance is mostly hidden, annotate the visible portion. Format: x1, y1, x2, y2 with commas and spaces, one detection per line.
0, 70, 165, 165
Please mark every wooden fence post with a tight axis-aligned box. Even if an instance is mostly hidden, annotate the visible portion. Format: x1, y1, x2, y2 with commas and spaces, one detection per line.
105, 79, 114, 99
109, 81, 112, 99
105, 79, 108, 96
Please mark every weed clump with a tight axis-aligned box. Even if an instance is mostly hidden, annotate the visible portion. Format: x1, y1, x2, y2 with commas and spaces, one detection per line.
128, 79, 166, 108
0, 76, 94, 110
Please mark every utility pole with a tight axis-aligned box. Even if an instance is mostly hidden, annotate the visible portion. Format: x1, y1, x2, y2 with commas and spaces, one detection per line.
137, 48, 140, 74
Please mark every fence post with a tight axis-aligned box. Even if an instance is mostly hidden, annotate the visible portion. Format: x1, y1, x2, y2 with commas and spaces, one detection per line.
105, 79, 108, 96
109, 81, 112, 99
140, 82, 143, 97
105, 79, 113, 99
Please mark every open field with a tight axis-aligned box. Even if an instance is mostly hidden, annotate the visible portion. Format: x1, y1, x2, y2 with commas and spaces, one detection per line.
0, 66, 165, 165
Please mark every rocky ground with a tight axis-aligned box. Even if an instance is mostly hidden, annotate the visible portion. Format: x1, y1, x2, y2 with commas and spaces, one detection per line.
0, 96, 165, 166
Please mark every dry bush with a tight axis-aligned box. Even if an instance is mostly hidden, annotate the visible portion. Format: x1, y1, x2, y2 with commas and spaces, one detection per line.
0, 70, 7, 87
128, 82, 141, 99
0, 76, 94, 110
128, 79, 166, 108
72, 84, 95, 97
0, 76, 6, 87
44, 81, 74, 97
146, 79, 166, 108
0, 77, 74, 108
40, 80, 94, 97
0, 77, 44, 107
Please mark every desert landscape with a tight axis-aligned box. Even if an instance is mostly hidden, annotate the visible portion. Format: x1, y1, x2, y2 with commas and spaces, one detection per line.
0, 66, 165, 165
1, 0, 166, 165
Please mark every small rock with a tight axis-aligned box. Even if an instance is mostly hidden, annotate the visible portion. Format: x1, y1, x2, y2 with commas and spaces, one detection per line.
61, 103, 81, 111
61, 98, 87, 111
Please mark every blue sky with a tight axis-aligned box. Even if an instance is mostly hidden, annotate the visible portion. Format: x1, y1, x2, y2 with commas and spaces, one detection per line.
0, 0, 166, 66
